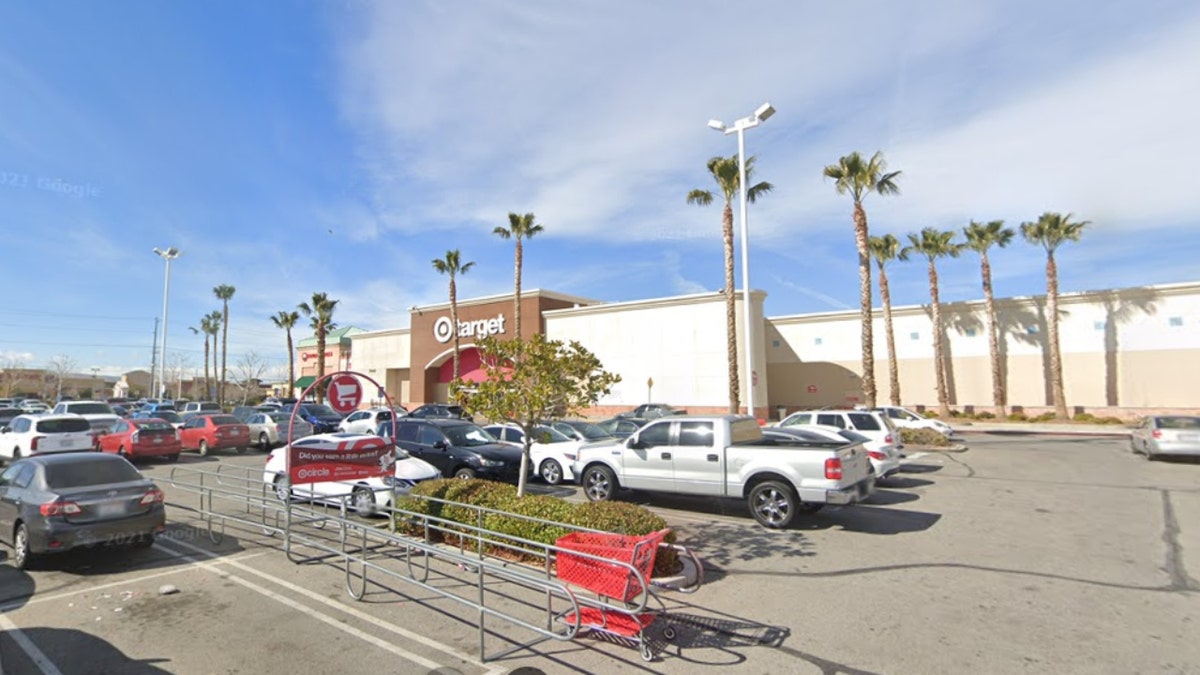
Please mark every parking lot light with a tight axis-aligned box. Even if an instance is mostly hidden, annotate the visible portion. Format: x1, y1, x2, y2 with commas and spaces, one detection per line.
153, 247, 181, 399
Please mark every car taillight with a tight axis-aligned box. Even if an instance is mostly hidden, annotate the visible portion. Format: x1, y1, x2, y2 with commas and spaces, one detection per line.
30, 435, 44, 451
175, 429, 181, 441
1152, 429, 1162, 439
131, 431, 140, 443
40, 499, 83, 516
824, 457, 843, 480
868, 450, 886, 461
885, 434, 894, 444
140, 488, 165, 505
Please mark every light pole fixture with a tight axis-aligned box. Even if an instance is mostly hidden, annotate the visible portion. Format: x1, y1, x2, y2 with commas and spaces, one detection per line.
153, 247, 181, 400
708, 102, 775, 418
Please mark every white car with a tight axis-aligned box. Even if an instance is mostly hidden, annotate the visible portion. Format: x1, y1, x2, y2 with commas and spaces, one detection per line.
246, 411, 315, 451
777, 410, 904, 479
1, 413, 97, 461
19, 401, 49, 414
874, 406, 953, 438
338, 407, 407, 435
50, 400, 121, 433
765, 423, 902, 480
262, 433, 439, 515
482, 423, 583, 485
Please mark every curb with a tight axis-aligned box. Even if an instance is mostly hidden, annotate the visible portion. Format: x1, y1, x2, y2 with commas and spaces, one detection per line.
956, 428, 1130, 438
905, 444, 969, 454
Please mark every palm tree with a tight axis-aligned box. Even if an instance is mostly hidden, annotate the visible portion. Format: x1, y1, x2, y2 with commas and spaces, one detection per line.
212, 284, 236, 406
869, 234, 903, 406
270, 310, 301, 398
1021, 212, 1089, 419
191, 311, 221, 400
687, 154, 774, 414
188, 324, 206, 402
823, 151, 901, 409
963, 219, 1016, 417
431, 250, 476, 383
901, 227, 963, 418
492, 212, 543, 339
297, 292, 339, 404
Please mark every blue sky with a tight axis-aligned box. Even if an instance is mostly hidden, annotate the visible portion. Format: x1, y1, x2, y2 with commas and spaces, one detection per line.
3, 1, 1198, 380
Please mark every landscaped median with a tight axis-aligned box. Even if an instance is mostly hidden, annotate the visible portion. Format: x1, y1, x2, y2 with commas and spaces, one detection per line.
900, 427, 969, 452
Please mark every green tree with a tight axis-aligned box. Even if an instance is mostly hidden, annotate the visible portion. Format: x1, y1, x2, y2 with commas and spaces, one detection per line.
901, 227, 963, 418
492, 212, 543, 339
452, 333, 620, 497
190, 311, 222, 400
297, 292, 339, 404
1021, 212, 1090, 419
869, 234, 903, 406
270, 310, 301, 398
431, 249, 476, 384
963, 219, 1016, 417
823, 151, 901, 408
213, 284, 236, 406
687, 154, 774, 414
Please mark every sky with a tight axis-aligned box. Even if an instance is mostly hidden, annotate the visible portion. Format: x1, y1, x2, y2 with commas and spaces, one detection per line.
2, 0, 1198, 381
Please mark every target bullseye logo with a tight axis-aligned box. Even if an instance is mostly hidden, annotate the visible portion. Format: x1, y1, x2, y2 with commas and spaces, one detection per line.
433, 316, 455, 343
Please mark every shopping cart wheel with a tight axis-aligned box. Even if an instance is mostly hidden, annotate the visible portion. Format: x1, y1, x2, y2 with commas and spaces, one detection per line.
663, 625, 677, 641
639, 639, 654, 662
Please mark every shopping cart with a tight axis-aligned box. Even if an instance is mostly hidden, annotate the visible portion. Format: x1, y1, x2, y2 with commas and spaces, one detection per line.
554, 528, 674, 661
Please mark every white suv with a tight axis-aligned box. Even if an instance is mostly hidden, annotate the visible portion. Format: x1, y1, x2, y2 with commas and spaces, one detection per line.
1, 414, 97, 461
50, 400, 121, 433
777, 409, 903, 479
874, 406, 953, 438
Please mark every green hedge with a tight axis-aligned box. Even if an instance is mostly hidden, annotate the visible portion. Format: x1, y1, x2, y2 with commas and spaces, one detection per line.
396, 479, 680, 576
899, 428, 951, 447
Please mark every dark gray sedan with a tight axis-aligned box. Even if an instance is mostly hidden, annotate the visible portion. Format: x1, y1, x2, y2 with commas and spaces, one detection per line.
0, 453, 166, 569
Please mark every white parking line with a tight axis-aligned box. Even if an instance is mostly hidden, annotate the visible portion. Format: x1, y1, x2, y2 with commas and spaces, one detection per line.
0, 613, 64, 675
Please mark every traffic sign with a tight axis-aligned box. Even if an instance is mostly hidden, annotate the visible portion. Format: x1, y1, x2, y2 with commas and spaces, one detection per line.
327, 373, 362, 414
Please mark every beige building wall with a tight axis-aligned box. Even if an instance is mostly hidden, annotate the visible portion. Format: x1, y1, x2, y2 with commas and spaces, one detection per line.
348, 328, 412, 407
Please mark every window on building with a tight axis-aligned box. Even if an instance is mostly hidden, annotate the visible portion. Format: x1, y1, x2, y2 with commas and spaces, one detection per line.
910, 332, 919, 340
964, 328, 976, 337
1169, 316, 1183, 327
814, 337, 823, 345
1094, 321, 1106, 331
1026, 325, 1039, 335
771, 339, 781, 348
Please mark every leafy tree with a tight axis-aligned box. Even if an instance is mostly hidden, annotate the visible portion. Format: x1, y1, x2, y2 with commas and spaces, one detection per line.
901, 227, 963, 417
493, 212, 543, 339
1021, 212, 1090, 419
823, 151, 901, 408
270, 310, 301, 398
963, 219, 1016, 417
687, 154, 773, 414
452, 334, 620, 497
868, 234, 903, 406
213, 284, 236, 405
431, 250, 475, 383
298, 292, 339, 404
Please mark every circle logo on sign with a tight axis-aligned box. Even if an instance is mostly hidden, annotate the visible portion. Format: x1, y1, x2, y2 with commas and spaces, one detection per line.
327, 374, 362, 414
433, 316, 455, 343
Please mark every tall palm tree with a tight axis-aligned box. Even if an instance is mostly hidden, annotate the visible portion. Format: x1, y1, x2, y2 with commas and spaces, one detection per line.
963, 219, 1016, 417
191, 311, 221, 400
868, 234, 903, 406
431, 250, 476, 383
212, 284, 236, 406
823, 151, 901, 409
687, 154, 774, 414
297, 292, 339, 404
1021, 212, 1089, 419
270, 310, 301, 398
492, 212, 543, 339
901, 227, 963, 417
188, 324, 207, 402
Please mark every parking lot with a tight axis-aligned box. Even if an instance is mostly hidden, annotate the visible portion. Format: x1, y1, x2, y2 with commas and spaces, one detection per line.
2, 431, 1198, 674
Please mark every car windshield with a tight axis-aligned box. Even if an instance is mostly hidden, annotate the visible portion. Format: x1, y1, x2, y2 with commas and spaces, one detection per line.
45, 458, 143, 488
209, 415, 242, 426
443, 424, 496, 447
532, 425, 572, 443
69, 403, 114, 415
303, 405, 339, 417
156, 411, 183, 423
36, 417, 92, 433
267, 412, 293, 423
568, 422, 611, 440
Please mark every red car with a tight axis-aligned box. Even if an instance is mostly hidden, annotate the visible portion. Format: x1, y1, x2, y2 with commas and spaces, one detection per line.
179, 414, 251, 456
97, 418, 182, 461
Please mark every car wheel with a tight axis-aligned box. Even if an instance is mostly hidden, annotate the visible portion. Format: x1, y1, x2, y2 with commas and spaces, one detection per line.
273, 475, 291, 502
539, 459, 564, 486
131, 533, 155, 549
167, 453, 180, 463
351, 486, 375, 516
453, 467, 477, 480
258, 432, 270, 452
582, 465, 617, 502
13, 523, 33, 570
13, 447, 22, 460
198, 439, 209, 457
1146, 443, 1156, 461
748, 480, 798, 529
235, 445, 247, 455
118, 445, 128, 457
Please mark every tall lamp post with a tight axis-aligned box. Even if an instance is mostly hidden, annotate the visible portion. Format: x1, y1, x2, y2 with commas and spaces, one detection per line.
708, 102, 775, 418
153, 247, 181, 400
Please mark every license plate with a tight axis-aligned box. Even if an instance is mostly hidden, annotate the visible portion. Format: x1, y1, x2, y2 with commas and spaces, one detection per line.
1180, 434, 1200, 441
95, 502, 125, 518
153, 437, 162, 444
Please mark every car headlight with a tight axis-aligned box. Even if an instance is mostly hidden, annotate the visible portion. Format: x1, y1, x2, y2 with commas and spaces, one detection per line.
475, 457, 505, 467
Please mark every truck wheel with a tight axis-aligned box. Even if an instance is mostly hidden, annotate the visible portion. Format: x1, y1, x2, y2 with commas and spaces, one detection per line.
748, 481, 798, 528
582, 465, 617, 502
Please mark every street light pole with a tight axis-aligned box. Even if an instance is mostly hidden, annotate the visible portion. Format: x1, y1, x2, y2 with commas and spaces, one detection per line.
153, 247, 181, 400
708, 102, 775, 418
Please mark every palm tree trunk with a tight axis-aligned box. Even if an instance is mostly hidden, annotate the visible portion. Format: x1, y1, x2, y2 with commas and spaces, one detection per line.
220, 304, 229, 406
286, 330, 295, 398
929, 261, 950, 417
853, 202, 876, 408
722, 202, 740, 414
981, 252, 1005, 417
878, 264, 901, 406
514, 239, 523, 339
316, 324, 326, 404
450, 278, 460, 382
1046, 252, 1068, 419
203, 338, 210, 401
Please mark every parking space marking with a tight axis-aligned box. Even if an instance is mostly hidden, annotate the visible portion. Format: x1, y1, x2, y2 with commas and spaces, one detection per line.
155, 538, 503, 674
0, 613, 64, 675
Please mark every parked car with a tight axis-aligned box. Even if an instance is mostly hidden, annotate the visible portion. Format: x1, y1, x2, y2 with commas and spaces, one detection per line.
19, 402, 49, 414
281, 403, 345, 434
245, 411, 315, 451
50, 400, 120, 433
133, 409, 185, 429
407, 404, 473, 422
96, 418, 182, 462
262, 433, 440, 515
339, 407, 407, 435
777, 409, 903, 479
137, 400, 176, 415
595, 417, 652, 439
180, 401, 223, 415
873, 405, 953, 437
1131, 415, 1200, 459
0, 408, 25, 427
549, 420, 617, 443
178, 414, 251, 456
1, 414, 97, 463
482, 423, 585, 485
382, 419, 523, 481
616, 403, 687, 419
231, 404, 280, 422
0, 453, 167, 569
762, 426, 890, 476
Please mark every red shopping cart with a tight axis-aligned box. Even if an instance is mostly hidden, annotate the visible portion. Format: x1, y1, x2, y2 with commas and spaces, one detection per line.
555, 528, 672, 661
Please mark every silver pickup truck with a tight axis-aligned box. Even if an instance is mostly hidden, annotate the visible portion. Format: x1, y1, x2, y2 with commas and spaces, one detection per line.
572, 414, 875, 528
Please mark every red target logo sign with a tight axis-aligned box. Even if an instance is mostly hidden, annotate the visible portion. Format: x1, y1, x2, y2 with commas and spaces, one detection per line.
327, 374, 362, 414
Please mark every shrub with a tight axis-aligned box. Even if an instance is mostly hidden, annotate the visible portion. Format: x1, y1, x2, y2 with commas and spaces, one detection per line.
975, 411, 995, 420
1073, 412, 1096, 422
1031, 412, 1057, 423
948, 409, 962, 418
1007, 411, 1028, 422
922, 410, 940, 419
900, 428, 951, 446
1098, 416, 1126, 425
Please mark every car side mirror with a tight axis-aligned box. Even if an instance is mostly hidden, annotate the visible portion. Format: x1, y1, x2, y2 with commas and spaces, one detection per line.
627, 436, 643, 450
0, 427, 8, 433
433, 440, 448, 450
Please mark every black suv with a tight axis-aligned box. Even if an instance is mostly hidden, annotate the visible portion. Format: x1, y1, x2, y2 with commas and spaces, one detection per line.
382, 419, 522, 481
